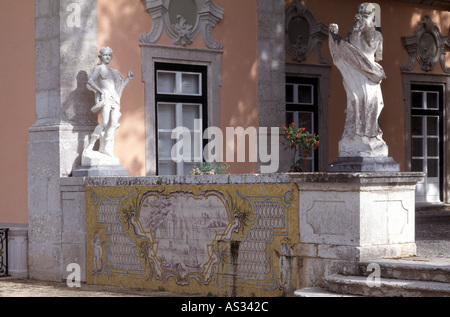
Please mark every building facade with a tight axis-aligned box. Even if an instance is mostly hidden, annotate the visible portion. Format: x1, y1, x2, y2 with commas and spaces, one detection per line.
0, 0, 449, 280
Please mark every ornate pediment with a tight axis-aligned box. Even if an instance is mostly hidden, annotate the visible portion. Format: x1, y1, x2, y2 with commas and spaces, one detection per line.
140, 0, 224, 50
285, 0, 330, 65
401, 15, 450, 73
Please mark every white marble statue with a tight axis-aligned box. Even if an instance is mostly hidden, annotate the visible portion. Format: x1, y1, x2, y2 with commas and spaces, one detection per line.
329, 3, 388, 157
82, 47, 134, 166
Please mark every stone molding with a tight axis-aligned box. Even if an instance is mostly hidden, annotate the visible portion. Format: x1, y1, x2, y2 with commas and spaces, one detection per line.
285, 0, 330, 64
0, 223, 28, 278
140, 0, 224, 50
401, 15, 450, 73
140, 44, 222, 175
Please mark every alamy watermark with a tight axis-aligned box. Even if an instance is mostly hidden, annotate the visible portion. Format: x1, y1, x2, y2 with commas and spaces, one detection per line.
366, 263, 381, 288
66, 3, 81, 28
66, 263, 81, 288
171, 121, 280, 173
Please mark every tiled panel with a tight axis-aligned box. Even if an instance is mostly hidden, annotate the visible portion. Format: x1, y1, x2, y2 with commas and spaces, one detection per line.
86, 184, 299, 296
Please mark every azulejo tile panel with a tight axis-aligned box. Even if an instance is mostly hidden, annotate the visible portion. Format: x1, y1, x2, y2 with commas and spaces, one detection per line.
86, 183, 299, 296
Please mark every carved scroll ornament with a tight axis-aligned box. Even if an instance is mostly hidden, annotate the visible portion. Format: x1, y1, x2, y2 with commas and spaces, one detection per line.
401, 15, 450, 73
140, 0, 224, 50
285, 0, 330, 65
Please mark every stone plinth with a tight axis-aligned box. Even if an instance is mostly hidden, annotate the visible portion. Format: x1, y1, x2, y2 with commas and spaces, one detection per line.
72, 149, 129, 177
72, 165, 129, 177
292, 172, 423, 287
293, 172, 423, 261
328, 157, 400, 172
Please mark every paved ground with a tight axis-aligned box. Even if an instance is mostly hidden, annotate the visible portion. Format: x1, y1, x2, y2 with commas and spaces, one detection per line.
0, 208, 448, 297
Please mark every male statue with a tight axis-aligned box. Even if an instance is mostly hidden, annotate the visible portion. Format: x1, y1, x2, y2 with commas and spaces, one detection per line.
85, 47, 134, 158
329, 3, 388, 158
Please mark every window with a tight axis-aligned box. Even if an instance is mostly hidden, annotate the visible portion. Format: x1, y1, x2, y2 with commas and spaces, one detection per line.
410, 84, 443, 203
285, 77, 319, 172
155, 63, 207, 175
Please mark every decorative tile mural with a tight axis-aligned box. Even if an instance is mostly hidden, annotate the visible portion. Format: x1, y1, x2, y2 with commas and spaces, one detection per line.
86, 183, 299, 296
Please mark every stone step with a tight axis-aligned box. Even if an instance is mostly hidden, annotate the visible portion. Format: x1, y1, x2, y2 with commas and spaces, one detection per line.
358, 258, 450, 283
326, 274, 450, 297
294, 287, 360, 297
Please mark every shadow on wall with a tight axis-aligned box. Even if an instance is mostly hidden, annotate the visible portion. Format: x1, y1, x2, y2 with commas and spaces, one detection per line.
62, 71, 96, 123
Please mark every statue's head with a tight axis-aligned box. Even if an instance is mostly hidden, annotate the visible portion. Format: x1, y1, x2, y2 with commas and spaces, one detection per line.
356, 3, 376, 28
358, 3, 376, 15
98, 47, 113, 64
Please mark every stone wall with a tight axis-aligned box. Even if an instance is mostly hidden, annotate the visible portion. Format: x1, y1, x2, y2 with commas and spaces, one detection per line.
28, 0, 97, 281
58, 172, 422, 296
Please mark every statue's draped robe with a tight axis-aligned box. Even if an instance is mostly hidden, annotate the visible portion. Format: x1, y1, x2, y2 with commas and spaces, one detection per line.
328, 32, 386, 140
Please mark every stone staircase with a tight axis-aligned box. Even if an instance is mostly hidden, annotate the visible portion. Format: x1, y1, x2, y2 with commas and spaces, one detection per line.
295, 257, 450, 297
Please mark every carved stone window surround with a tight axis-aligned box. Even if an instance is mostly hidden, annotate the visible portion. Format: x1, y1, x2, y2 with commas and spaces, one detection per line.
140, 44, 222, 175
140, 0, 224, 50
401, 15, 450, 73
285, 0, 330, 65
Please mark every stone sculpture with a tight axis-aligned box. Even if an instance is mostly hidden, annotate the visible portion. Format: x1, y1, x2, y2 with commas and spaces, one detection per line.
328, 3, 399, 171
75, 47, 133, 176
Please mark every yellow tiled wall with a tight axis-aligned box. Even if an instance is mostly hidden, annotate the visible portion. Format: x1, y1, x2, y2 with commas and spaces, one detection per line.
86, 183, 299, 296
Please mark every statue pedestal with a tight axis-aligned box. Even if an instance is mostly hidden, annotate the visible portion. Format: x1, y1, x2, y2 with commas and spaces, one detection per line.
328, 157, 400, 172
72, 149, 129, 177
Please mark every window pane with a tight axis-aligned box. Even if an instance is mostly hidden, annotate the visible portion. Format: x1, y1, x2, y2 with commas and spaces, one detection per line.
427, 138, 439, 157
182, 104, 201, 130
299, 159, 313, 172
412, 138, 423, 157
158, 132, 175, 158
286, 112, 294, 126
184, 162, 195, 176
286, 85, 294, 103
412, 159, 423, 172
158, 104, 176, 129
157, 72, 176, 94
411, 116, 423, 136
297, 112, 313, 132
411, 91, 423, 109
426, 92, 438, 110
298, 85, 313, 104
159, 161, 176, 175
427, 159, 439, 178
182, 73, 200, 95
427, 116, 439, 136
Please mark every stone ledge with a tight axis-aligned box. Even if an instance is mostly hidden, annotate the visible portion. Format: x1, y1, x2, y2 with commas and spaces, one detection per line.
61, 172, 425, 187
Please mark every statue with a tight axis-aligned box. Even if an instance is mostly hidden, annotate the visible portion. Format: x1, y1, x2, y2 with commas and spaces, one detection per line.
82, 47, 134, 167
329, 3, 388, 158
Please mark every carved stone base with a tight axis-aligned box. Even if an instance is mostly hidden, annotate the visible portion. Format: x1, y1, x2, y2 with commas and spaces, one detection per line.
339, 135, 389, 158
72, 165, 129, 177
81, 149, 119, 166
328, 156, 400, 172
73, 149, 129, 176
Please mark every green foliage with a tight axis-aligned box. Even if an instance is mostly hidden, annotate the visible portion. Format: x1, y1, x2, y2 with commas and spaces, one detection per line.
190, 161, 229, 175
281, 123, 319, 172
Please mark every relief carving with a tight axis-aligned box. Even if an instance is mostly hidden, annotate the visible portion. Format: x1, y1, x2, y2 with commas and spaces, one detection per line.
140, 0, 224, 50
401, 15, 450, 73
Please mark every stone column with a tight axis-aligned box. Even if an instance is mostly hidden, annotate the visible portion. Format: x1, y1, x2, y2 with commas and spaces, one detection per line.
28, 0, 97, 281
256, 0, 286, 173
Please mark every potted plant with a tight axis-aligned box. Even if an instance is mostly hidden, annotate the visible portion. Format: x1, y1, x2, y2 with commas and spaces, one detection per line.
282, 123, 319, 172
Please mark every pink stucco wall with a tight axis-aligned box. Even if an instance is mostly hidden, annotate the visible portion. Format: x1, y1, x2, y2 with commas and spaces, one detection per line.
0, 0, 35, 224
97, 0, 259, 175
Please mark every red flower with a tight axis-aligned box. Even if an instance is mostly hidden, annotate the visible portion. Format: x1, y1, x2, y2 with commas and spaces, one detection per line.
301, 128, 306, 132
